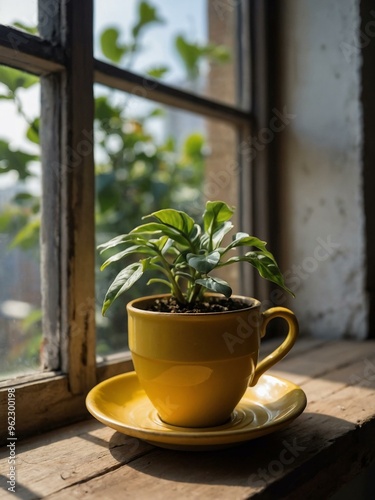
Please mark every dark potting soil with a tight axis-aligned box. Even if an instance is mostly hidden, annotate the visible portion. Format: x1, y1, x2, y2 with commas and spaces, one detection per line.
146, 296, 251, 314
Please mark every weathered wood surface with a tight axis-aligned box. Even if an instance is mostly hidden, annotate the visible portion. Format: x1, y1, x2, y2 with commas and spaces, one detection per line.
1, 339, 375, 499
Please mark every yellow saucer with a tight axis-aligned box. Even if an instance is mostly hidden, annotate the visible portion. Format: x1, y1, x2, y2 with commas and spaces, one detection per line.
86, 372, 307, 450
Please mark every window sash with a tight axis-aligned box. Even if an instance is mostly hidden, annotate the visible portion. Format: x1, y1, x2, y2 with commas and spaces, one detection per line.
0, 0, 262, 441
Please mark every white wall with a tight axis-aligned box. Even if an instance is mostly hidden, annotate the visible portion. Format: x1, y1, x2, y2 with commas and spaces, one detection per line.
278, 0, 368, 338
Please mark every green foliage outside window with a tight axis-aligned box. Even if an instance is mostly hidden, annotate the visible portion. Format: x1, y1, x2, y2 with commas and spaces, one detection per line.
0, 0, 231, 369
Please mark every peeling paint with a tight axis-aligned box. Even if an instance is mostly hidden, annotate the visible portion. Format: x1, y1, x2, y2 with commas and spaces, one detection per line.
279, 0, 368, 338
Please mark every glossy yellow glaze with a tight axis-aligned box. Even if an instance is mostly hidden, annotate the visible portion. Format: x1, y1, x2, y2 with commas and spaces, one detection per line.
126, 294, 299, 427
85, 372, 307, 450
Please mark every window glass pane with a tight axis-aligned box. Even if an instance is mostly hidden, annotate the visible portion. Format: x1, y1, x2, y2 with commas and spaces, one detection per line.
94, 0, 245, 108
94, 84, 240, 357
0, 66, 41, 379
0, 0, 38, 35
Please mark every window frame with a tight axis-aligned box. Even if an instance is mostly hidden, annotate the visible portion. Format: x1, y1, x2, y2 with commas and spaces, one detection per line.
0, 0, 265, 441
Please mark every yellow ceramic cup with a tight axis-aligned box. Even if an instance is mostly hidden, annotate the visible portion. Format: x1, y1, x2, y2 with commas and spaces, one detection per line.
127, 294, 298, 428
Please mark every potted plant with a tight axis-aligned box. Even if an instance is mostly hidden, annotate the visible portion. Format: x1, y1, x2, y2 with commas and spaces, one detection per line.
99, 200, 298, 428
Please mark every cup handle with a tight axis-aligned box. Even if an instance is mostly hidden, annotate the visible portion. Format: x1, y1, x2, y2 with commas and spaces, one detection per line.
250, 307, 299, 387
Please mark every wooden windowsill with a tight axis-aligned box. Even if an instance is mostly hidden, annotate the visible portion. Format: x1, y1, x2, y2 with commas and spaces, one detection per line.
1, 338, 375, 499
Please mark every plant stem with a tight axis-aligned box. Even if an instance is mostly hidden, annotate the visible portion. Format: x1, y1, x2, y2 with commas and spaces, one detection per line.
187, 282, 203, 304
158, 253, 186, 304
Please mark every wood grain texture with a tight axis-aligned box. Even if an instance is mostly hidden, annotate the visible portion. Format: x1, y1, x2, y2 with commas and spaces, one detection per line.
0, 351, 133, 443
40, 72, 62, 371
0, 376, 88, 445
1, 339, 374, 499
0, 26, 65, 75
59, 0, 96, 394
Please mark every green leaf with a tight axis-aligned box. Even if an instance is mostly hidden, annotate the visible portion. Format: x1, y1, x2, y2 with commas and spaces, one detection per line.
212, 45, 231, 63
132, 1, 164, 39
102, 263, 143, 315
203, 201, 235, 234
98, 234, 128, 252
130, 222, 163, 235
0, 66, 38, 93
175, 34, 201, 80
190, 224, 202, 244
131, 222, 189, 247
147, 107, 165, 118
0, 207, 15, 232
160, 136, 176, 152
146, 66, 169, 79
183, 133, 204, 160
26, 118, 40, 144
95, 96, 120, 124
100, 244, 157, 270
10, 218, 40, 250
98, 233, 147, 253
211, 221, 233, 249
160, 237, 174, 255
145, 208, 195, 236
187, 251, 220, 274
202, 43, 231, 64
12, 192, 34, 205
225, 251, 294, 296
141, 256, 163, 272
0, 139, 38, 179
225, 232, 274, 259
100, 27, 129, 63
150, 235, 169, 251
13, 22, 38, 35
96, 172, 121, 213
174, 36, 231, 81
195, 277, 232, 298
22, 308, 42, 332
